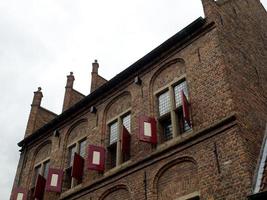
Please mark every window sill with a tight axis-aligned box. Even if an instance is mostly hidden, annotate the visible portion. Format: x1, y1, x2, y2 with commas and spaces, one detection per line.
104, 160, 132, 177
61, 183, 83, 199
156, 130, 194, 151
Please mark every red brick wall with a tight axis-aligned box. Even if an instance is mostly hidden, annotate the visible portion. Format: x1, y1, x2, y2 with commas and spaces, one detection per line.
11, 1, 267, 199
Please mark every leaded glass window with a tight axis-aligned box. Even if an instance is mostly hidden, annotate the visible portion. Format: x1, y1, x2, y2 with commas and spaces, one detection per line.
158, 91, 171, 116
174, 81, 188, 107
109, 122, 118, 145
162, 120, 173, 141
122, 114, 131, 132
43, 160, 50, 179
79, 140, 86, 158
32, 165, 41, 185
68, 145, 76, 167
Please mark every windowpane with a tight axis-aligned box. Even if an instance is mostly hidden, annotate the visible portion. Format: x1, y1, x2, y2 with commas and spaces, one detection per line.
68, 145, 76, 167
162, 120, 173, 141
109, 122, 118, 145
33, 165, 41, 185
184, 121, 192, 132
43, 160, 50, 179
79, 140, 86, 158
158, 91, 171, 116
174, 81, 188, 107
122, 114, 131, 133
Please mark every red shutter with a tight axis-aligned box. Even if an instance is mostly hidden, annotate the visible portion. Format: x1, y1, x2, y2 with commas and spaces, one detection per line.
181, 90, 191, 127
33, 175, 46, 199
45, 168, 64, 193
12, 187, 27, 200
87, 145, 105, 172
139, 116, 157, 144
71, 153, 84, 181
121, 126, 131, 155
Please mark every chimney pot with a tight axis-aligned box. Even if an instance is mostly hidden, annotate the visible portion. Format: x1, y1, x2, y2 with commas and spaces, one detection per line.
66, 72, 75, 88
92, 60, 99, 74
32, 87, 43, 106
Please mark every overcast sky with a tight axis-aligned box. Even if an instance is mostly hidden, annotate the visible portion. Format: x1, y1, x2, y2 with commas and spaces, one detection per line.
1, 0, 267, 199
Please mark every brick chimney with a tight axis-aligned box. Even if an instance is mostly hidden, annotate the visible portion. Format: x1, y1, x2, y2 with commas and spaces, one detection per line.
90, 60, 107, 92
24, 87, 58, 137
62, 72, 74, 112
25, 87, 43, 137
62, 72, 85, 112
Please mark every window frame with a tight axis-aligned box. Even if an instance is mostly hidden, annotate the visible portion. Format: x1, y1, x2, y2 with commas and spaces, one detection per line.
106, 109, 131, 170
65, 137, 87, 189
32, 158, 50, 187
155, 76, 192, 143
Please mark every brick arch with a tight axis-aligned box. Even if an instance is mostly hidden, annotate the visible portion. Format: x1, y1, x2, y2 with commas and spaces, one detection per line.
65, 118, 88, 145
27, 140, 52, 187
101, 91, 132, 143
153, 156, 199, 200
62, 119, 88, 167
99, 185, 132, 200
33, 140, 52, 165
149, 58, 186, 115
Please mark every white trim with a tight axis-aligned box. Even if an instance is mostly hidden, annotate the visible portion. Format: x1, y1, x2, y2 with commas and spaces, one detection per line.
254, 123, 267, 193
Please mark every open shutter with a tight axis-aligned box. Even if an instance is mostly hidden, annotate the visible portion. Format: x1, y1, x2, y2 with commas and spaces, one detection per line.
139, 116, 157, 144
87, 145, 105, 172
45, 168, 64, 193
71, 153, 84, 181
12, 188, 27, 200
181, 90, 191, 127
33, 175, 46, 200
121, 126, 131, 155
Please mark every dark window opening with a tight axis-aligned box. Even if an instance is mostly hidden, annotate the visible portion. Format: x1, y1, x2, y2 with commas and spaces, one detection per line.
159, 114, 173, 142
107, 143, 117, 169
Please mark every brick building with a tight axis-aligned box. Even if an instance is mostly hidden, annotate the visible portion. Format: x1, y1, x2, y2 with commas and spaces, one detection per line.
11, 0, 267, 199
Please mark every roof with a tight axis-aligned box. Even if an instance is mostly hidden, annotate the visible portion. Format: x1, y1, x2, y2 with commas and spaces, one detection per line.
18, 17, 207, 147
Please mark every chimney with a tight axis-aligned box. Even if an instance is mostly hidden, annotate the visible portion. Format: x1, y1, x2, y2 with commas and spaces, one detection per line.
62, 72, 75, 112
92, 59, 99, 74
25, 87, 43, 137
90, 60, 107, 92
66, 72, 75, 88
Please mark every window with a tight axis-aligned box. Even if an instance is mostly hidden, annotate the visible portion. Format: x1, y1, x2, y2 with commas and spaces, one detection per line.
68, 145, 76, 167
109, 122, 118, 145
107, 113, 131, 169
32, 159, 50, 187
157, 80, 191, 142
159, 91, 171, 116
66, 138, 87, 189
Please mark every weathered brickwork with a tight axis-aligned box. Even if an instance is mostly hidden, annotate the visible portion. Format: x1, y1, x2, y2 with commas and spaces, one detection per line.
11, 0, 267, 200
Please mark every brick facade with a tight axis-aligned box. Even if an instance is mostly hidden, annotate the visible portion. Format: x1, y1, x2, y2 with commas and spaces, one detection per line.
11, 0, 267, 200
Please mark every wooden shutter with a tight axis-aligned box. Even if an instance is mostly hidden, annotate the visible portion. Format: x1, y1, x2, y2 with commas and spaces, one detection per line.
33, 175, 46, 199
181, 90, 191, 127
12, 188, 28, 200
45, 168, 64, 193
87, 145, 105, 172
71, 153, 84, 181
139, 116, 157, 144
121, 126, 131, 155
